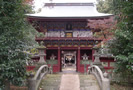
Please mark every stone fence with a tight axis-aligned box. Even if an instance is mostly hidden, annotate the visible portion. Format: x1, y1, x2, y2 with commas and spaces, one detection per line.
88, 65, 110, 90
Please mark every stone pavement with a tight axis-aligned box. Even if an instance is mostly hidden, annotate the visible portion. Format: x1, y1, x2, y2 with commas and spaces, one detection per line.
60, 66, 100, 90
59, 74, 80, 90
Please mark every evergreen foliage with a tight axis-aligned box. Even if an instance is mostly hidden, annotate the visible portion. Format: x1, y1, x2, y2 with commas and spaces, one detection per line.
97, 0, 114, 14
108, 0, 133, 82
0, 0, 37, 89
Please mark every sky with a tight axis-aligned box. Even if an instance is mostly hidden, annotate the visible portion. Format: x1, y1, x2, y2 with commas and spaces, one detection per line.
33, 0, 97, 11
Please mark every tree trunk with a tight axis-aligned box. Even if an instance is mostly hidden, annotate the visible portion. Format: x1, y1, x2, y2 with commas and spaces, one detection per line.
5, 80, 10, 90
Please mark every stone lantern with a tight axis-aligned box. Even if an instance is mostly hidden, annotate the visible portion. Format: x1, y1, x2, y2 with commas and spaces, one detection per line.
92, 42, 104, 70
34, 42, 47, 71
82, 53, 89, 60
93, 48, 101, 63
37, 41, 47, 65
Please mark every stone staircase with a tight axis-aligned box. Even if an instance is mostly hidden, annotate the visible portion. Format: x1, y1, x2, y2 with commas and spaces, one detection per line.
39, 74, 61, 90
39, 66, 100, 90
79, 75, 100, 90
39, 74, 100, 90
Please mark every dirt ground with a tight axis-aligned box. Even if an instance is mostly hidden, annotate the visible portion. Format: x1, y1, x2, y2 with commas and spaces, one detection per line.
111, 83, 133, 90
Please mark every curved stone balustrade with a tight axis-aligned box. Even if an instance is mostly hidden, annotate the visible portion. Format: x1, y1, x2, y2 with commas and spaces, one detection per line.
88, 65, 110, 90
28, 65, 51, 90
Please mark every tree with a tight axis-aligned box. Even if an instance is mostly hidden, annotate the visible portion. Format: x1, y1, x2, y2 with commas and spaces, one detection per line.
108, 0, 133, 82
0, 0, 36, 89
88, 17, 115, 39
97, 0, 114, 14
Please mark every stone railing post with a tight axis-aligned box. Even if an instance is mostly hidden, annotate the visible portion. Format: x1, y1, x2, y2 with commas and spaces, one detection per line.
27, 75, 36, 90
102, 72, 110, 90
102, 78, 110, 90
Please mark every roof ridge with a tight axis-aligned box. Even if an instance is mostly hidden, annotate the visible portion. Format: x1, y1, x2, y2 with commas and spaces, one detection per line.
45, 3, 94, 6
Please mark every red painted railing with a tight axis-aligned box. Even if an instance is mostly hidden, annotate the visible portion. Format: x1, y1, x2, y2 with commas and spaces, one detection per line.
35, 37, 102, 41
26, 66, 36, 71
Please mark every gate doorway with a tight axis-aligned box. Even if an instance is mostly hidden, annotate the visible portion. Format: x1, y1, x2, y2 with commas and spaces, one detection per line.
61, 50, 77, 72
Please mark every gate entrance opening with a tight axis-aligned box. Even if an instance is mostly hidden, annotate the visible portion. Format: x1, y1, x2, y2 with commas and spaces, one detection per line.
61, 51, 77, 72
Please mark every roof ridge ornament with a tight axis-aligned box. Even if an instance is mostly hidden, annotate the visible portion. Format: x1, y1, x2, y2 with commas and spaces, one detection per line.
48, 0, 54, 8
49, 0, 53, 2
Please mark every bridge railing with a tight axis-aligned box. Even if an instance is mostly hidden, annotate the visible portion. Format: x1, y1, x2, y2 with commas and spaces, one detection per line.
28, 65, 51, 90
88, 65, 110, 90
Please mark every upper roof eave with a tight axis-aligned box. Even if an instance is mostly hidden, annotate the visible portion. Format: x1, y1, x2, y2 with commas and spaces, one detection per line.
27, 14, 114, 20
27, 1, 114, 20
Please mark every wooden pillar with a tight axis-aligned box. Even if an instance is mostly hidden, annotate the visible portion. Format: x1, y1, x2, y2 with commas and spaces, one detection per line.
77, 47, 80, 72
92, 49, 95, 62
44, 49, 46, 61
58, 47, 61, 72
108, 62, 110, 67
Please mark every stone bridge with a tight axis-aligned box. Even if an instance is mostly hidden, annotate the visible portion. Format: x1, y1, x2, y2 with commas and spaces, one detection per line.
28, 65, 110, 90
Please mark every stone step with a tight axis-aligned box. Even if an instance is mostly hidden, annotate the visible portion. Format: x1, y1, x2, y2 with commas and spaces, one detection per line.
39, 74, 61, 90
79, 75, 100, 90
40, 86, 59, 90
39, 74, 100, 90
80, 86, 100, 90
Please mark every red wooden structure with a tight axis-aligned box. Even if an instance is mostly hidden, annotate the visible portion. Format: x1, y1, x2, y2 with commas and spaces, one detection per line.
27, 1, 114, 73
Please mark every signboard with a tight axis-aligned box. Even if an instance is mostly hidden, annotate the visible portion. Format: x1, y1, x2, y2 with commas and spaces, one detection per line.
66, 32, 73, 37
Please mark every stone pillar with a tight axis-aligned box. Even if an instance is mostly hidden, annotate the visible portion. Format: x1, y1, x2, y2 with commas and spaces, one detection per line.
77, 47, 80, 72
58, 47, 61, 72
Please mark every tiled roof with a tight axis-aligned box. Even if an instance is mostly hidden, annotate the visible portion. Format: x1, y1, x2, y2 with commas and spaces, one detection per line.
27, 1, 113, 18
